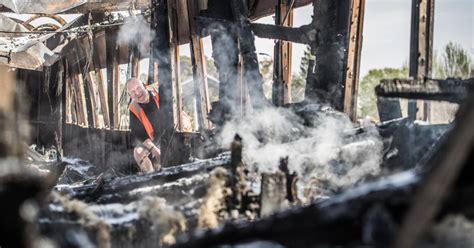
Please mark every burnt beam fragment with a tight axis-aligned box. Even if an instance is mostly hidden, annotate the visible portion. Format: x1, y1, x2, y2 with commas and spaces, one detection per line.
198, 13, 316, 45
57, 152, 231, 203
175, 170, 421, 248
174, 93, 474, 248
408, 0, 435, 121
394, 92, 474, 248
305, 0, 351, 111
231, 0, 268, 109
208, 24, 240, 124
375, 78, 474, 103
251, 23, 315, 45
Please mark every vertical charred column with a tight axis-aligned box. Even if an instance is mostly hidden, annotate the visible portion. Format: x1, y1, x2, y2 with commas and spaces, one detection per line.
272, 0, 293, 106
0, 66, 47, 248
305, 0, 351, 111
231, 0, 268, 110
151, 0, 178, 166
206, 0, 240, 124
408, 0, 435, 121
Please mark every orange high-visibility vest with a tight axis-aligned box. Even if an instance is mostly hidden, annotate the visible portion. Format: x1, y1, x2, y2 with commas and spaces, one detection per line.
129, 88, 160, 140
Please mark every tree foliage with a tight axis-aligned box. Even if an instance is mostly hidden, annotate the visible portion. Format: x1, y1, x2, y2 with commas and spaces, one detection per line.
292, 45, 314, 102
357, 42, 472, 120
433, 42, 472, 79
358, 67, 408, 120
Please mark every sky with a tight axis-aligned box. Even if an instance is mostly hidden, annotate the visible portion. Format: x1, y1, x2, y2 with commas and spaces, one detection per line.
250, 0, 473, 77
3, 0, 472, 79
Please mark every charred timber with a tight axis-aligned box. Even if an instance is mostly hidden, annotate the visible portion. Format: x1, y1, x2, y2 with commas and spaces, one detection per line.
174, 170, 421, 247
174, 94, 474, 247
198, 16, 314, 45
375, 78, 474, 103
57, 152, 231, 203
305, 0, 351, 111
231, 0, 268, 109
251, 23, 315, 45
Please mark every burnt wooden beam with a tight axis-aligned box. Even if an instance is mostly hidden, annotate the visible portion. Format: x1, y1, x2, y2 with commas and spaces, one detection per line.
305, 0, 351, 111
77, 37, 100, 127
408, 0, 435, 121
67, 49, 88, 127
64, 60, 76, 124
57, 152, 231, 203
394, 93, 474, 248
152, 0, 175, 130
105, 28, 120, 129
375, 78, 474, 103
377, 98, 403, 122
272, 0, 294, 106
175, 170, 421, 247
0, 66, 18, 156
236, 52, 247, 117
169, 0, 183, 131
251, 23, 314, 45
188, 0, 212, 131
58, 59, 66, 158
151, 0, 182, 166
260, 172, 287, 217
198, 16, 315, 45
231, 0, 268, 109
208, 21, 240, 124
343, 0, 365, 121
92, 31, 111, 128
0, 66, 54, 248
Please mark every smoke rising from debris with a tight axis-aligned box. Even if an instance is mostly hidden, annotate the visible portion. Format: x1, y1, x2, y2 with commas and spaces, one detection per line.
204, 19, 383, 190
117, 15, 154, 57
218, 105, 383, 189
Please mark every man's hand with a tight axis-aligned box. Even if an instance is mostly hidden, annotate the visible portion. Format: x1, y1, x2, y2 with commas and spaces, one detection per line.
143, 139, 155, 150
143, 138, 160, 162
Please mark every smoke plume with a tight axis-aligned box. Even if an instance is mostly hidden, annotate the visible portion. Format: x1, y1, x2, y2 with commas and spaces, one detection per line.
117, 15, 154, 57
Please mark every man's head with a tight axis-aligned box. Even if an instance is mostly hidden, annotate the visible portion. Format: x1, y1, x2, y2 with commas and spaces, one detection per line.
126, 78, 148, 103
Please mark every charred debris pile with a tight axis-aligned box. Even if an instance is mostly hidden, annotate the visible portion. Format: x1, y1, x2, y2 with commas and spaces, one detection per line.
4, 99, 474, 248
1, 0, 473, 247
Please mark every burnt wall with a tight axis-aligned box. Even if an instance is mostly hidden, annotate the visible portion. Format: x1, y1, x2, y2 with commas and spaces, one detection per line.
63, 125, 136, 173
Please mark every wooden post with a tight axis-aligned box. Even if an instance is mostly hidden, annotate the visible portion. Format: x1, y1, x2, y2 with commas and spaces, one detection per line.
64, 59, 75, 124
343, 0, 366, 121
0, 66, 18, 157
305, 0, 351, 111
151, 0, 176, 131
168, 0, 183, 131
78, 37, 100, 128
67, 48, 89, 127
236, 52, 247, 118
409, 0, 435, 121
106, 28, 120, 129
151, 0, 180, 166
272, 0, 293, 106
231, 0, 267, 109
210, 23, 240, 123
188, 0, 211, 130
93, 31, 111, 128
57, 59, 65, 158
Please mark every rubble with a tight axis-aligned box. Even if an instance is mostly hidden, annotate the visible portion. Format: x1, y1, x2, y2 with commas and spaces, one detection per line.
0, 0, 472, 247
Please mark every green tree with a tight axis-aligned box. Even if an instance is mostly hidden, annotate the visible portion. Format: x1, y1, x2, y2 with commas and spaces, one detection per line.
259, 57, 273, 99
179, 55, 219, 82
358, 67, 408, 120
433, 42, 472, 79
292, 45, 314, 102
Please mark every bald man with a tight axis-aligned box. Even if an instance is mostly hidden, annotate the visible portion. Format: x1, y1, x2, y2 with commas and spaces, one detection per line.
127, 78, 161, 172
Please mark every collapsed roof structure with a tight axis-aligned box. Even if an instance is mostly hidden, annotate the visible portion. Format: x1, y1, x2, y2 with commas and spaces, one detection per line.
0, 0, 473, 247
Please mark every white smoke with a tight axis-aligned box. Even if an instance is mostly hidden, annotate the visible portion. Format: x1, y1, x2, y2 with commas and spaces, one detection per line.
117, 15, 154, 57
203, 20, 383, 190
218, 106, 383, 189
